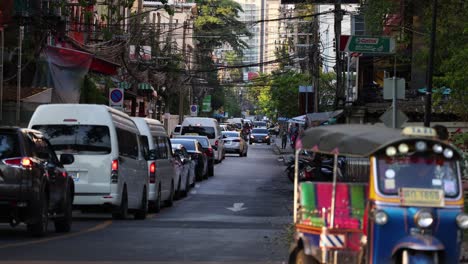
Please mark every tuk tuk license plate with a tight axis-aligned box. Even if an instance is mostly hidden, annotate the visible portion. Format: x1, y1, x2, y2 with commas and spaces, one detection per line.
399, 188, 444, 207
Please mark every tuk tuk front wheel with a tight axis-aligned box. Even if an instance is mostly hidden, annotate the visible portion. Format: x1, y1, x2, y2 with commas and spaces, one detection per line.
401, 249, 438, 264
295, 248, 317, 264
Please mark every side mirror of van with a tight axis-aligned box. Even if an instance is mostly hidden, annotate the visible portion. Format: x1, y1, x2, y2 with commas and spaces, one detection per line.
60, 154, 75, 165
148, 149, 158, 160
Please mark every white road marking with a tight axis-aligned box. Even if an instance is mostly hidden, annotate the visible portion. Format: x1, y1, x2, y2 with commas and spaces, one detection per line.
226, 203, 247, 212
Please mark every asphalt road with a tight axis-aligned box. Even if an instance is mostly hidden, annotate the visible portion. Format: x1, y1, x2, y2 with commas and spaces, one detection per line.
0, 143, 293, 264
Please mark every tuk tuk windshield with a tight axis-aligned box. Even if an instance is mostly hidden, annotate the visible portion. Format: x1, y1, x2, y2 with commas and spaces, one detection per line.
376, 154, 459, 198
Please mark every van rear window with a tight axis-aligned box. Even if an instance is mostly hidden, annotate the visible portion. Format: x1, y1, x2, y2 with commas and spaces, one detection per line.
32, 125, 111, 154
181, 126, 215, 139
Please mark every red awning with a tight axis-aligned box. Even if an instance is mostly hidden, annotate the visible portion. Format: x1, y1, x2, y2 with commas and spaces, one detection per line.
46, 45, 119, 75
90, 56, 119, 75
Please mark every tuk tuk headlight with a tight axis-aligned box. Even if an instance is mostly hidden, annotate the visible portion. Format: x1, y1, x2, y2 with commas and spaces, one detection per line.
415, 141, 427, 152
456, 213, 468, 229
398, 143, 409, 154
386, 146, 397, 157
415, 211, 434, 228
443, 148, 454, 159
433, 144, 443, 153
374, 210, 388, 225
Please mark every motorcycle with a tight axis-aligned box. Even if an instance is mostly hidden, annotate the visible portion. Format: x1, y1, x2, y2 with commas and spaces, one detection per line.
285, 153, 344, 183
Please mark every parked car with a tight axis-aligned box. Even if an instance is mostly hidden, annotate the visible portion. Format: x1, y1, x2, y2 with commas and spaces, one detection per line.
171, 144, 195, 196
170, 139, 207, 181
181, 117, 225, 163
29, 104, 149, 220
253, 121, 267, 129
221, 131, 248, 157
175, 135, 215, 176
171, 125, 181, 138
131, 117, 178, 212
250, 128, 271, 145
0, 127, 75, 236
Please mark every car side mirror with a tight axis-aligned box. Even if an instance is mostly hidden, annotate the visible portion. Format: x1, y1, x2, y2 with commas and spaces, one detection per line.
60, 154, 74, 165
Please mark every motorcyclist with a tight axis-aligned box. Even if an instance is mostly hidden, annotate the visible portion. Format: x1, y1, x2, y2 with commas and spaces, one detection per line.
241, 123, 250, 141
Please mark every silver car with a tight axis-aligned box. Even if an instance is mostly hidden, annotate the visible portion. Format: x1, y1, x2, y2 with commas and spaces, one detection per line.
171, 144, 195, 197
222, 131, 248, 157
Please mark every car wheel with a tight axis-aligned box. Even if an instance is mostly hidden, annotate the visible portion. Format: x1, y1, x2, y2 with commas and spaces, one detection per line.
150, 184, 162, 213
112, 187, 128, 220
182, 174, 189, 198
175, 177, 182, 200
208, 164, 214, 177
54, 188, 73, 233
27, 190, 49, 237
134, 187, 148, 220
165, 181, 174, 207
295, 248, 316, 264
196, 166, 203, 181
203, 165, 209, 180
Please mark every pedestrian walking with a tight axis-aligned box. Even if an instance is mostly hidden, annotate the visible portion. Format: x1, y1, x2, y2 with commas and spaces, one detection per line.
290, 123, 299, 149
280, 127, 288, 149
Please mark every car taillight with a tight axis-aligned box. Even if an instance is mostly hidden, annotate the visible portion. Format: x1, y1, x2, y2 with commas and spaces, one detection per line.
206, 147, 214, 157
3, 157, 33, 169
111, 159, 118, 183
149, 162, 156, 183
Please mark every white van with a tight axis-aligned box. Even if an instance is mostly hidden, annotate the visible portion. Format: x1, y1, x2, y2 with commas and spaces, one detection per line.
28, 104, 149, 220
180, 117, 225, 163
131, 117, 178, 212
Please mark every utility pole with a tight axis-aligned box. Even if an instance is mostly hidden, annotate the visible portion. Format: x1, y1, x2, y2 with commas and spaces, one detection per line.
334, 1, 342, 110
16, 26, 24, 125
178, 21, 188, 124
0, 25, 4, 121
313, 7, 320, 113
424, 0, 437, 127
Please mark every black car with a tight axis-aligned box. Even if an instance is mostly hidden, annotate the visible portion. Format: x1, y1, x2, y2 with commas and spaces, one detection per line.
170, 139, 208, 181
249, 128, 271, 145
0, 127, 75, 236
175, 135, 215, 176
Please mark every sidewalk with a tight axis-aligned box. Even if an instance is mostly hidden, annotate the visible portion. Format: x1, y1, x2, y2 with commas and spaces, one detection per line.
271, 136, 294, 156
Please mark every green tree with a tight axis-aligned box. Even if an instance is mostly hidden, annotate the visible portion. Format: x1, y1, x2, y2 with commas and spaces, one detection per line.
193, 0, 252, 112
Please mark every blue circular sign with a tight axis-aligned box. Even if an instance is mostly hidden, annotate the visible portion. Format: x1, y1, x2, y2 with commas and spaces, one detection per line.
110, 89, 123, 103
191, 105, 198, 112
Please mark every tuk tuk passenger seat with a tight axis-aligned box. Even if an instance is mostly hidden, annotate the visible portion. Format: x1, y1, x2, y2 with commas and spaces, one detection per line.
299, 182, 368, 229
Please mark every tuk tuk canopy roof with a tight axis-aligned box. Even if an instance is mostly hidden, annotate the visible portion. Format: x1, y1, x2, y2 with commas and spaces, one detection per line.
301, 124, 455, 157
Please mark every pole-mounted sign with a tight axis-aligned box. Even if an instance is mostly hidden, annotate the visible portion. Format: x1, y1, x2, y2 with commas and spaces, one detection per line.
340, 35, 396, 54
109, 88, 124, 109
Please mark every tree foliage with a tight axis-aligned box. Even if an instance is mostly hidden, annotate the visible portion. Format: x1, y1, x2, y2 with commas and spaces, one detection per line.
194, 0, 252, 55
193, 0, 252, 114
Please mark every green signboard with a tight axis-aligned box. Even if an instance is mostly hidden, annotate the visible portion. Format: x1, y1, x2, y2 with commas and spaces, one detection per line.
340, 35, 395, 54
202, 95, 212, 112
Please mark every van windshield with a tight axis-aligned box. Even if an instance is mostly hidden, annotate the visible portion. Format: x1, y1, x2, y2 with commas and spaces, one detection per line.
181, 126, 215, 139
32, 125, 111, 155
